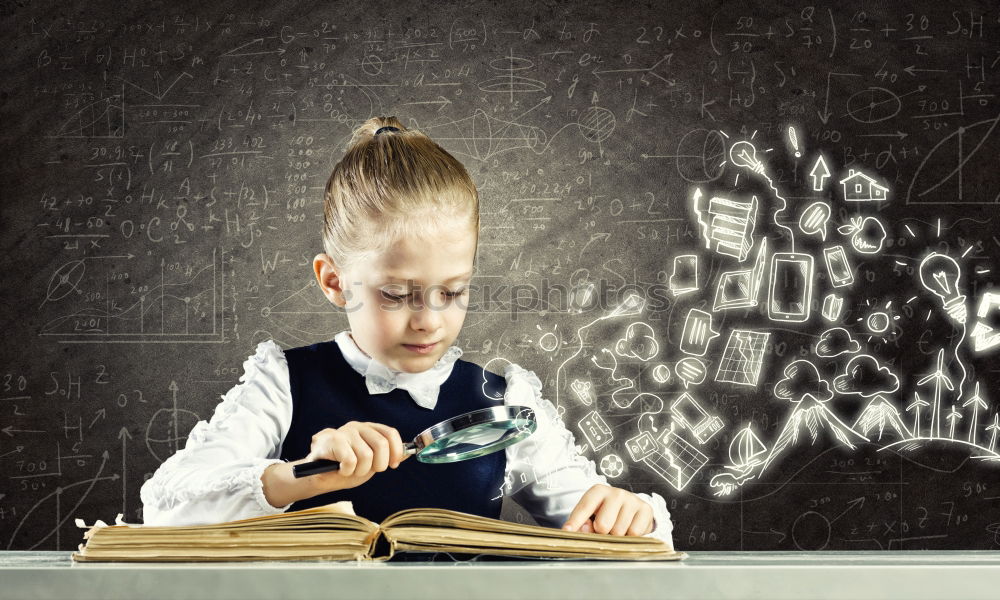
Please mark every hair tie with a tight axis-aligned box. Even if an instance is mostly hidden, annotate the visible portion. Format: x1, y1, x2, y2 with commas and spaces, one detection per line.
375, 126, 401, 136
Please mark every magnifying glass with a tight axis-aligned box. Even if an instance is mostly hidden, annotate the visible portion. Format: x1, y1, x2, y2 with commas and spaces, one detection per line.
293, 405, 537, 478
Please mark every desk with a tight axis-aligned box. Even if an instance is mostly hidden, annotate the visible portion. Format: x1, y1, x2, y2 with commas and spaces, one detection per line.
1, 551, 998, 600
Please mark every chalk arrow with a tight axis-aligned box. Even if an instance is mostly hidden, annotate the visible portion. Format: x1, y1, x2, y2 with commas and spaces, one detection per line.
831, 497, 866, 524
88, 408, 106, 430
903, 65, 948, 77
809, 156, 831, 191
2, 426, 45, 437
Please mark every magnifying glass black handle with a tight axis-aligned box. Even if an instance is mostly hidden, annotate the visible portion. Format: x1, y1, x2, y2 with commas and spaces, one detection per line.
293, 459, 340, 478
293, 444, 418, 478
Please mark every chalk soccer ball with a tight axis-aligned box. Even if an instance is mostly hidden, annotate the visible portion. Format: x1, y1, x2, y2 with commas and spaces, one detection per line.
599, 454, 625, 478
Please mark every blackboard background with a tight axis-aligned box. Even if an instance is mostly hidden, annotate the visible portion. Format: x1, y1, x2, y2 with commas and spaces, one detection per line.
2, 0, 999, 552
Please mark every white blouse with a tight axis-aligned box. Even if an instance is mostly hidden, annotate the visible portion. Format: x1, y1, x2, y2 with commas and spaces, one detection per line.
139, 332, 675, 546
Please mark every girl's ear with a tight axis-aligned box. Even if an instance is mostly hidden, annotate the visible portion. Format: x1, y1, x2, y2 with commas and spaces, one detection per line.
313, 253, 348, 308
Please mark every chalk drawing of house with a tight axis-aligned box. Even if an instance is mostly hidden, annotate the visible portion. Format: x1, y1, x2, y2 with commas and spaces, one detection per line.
839, 169, 889, 202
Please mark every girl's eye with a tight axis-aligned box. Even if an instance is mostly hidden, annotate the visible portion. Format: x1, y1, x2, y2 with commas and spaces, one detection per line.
381, 288, 467, 302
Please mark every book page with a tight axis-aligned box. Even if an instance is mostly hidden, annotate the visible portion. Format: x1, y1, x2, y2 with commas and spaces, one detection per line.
390, 527, 673, 553
383, 508, 655, 544
391, 541, 684, 561
72, 501, 381, 562
381, 508, 680, 560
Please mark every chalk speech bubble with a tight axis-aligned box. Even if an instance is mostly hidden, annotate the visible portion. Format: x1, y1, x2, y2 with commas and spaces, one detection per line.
680, 309, 721, 357
674, 357, 707, 389
799, 201, 831, 241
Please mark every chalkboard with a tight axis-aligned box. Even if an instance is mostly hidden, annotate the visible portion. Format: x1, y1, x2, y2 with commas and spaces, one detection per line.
2, 1, 999, 552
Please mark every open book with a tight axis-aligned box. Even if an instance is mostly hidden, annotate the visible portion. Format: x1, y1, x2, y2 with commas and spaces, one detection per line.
72, 501, 683, 562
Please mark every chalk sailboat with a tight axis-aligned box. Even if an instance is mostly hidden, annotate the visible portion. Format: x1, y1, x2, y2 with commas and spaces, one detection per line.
728, 424, 767, 473
709, 424, 768, 497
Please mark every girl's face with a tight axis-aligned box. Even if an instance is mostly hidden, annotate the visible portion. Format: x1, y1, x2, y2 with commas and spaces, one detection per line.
314, 220, 476, 374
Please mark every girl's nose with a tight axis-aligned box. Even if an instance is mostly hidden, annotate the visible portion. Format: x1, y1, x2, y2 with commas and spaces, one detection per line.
409, 298, 444, 333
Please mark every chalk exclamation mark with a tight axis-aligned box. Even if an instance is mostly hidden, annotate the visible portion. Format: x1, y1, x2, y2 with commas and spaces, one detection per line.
788, 126, 801, 158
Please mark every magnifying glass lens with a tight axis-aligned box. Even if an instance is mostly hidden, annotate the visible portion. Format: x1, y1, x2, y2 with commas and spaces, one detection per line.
417, 416, 536, 463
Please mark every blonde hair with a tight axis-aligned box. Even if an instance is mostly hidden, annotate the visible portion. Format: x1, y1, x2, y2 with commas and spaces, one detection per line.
322, 116, 480, 271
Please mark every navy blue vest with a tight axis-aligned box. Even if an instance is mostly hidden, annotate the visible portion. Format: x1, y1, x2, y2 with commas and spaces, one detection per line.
280, 339, 507, 524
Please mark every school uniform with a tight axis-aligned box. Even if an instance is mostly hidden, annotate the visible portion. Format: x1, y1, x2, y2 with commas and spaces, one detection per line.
140, 331, 674, 546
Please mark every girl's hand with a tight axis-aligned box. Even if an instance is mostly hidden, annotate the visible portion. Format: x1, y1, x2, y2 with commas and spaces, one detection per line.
562, 484, 654, 537
301, 421, 410, 493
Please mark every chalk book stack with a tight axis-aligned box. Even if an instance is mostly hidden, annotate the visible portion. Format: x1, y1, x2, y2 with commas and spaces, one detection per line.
71, 501, 684, 562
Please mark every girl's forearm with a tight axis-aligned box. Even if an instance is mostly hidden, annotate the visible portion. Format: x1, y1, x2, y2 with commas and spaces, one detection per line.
260, 460, 321, 508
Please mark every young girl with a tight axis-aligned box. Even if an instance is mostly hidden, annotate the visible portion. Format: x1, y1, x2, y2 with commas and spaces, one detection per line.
140, 117, 674, 548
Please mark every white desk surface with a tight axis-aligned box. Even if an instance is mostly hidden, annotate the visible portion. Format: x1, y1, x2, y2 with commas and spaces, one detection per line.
2, 551, 999, 600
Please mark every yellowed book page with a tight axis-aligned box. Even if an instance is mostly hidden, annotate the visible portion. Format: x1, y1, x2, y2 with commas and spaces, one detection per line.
72, 501, 381, 562
388, 526, 676, 557
81, 502, 373, 540
84, 530, 366, 548
382, 508, 666, 548
72, 544, 368, 562
393, 541, 684, 561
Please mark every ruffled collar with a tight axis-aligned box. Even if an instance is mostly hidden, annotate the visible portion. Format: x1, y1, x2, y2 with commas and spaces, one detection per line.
333, 330, 463, 410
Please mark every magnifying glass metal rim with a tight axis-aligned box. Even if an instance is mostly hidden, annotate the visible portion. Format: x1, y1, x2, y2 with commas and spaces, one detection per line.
293, 405, 536, 478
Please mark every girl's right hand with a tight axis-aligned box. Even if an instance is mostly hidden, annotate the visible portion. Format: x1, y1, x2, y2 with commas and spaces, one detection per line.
301, 421, 410, 493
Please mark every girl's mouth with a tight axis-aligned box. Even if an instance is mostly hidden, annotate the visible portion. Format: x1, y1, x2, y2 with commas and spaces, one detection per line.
403, 342, 437, 354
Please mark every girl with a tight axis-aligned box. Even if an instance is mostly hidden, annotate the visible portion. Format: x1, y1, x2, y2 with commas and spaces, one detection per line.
140, 117, 674, 548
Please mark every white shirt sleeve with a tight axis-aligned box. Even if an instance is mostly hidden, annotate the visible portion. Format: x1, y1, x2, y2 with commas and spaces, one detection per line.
501, 363, 674, 547
139, 340, 294, 526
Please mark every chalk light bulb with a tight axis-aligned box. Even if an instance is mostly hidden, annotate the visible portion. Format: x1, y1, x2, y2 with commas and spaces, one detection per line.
728, 140, 765, 175
918, 252, 967, 324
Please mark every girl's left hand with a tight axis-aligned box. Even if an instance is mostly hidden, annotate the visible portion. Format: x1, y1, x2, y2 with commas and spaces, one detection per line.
562, 484, 654, 536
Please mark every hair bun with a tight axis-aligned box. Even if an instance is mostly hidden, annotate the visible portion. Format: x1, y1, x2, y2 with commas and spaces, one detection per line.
375, 126, 401, 136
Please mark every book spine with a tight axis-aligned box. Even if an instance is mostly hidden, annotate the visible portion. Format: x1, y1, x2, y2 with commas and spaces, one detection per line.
364, 525, 383, 560
368, 527, 399, 561
385, 536, 397, 561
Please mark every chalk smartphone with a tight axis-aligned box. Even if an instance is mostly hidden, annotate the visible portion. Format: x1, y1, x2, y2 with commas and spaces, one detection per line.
768, 252, 814, 323
823, 245, 854, 288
